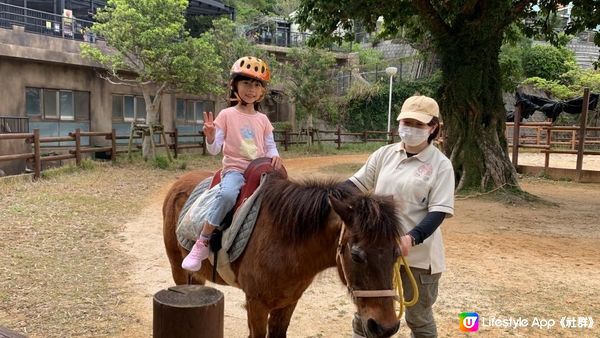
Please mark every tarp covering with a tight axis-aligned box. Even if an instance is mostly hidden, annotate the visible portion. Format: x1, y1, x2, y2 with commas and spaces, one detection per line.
507, 92, 599, 122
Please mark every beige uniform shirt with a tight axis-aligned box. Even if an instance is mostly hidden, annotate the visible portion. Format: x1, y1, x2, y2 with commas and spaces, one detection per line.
349, 142, 455, 274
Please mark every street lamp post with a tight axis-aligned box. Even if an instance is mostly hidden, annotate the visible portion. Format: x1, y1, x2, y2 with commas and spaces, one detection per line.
385, 66, 398, 141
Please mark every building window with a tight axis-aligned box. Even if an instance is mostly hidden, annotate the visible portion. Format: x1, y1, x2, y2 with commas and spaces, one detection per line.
25, 88, 41, 117
176, 98, 214, 124
112, 94, 151, 122
26, 87, 90, 121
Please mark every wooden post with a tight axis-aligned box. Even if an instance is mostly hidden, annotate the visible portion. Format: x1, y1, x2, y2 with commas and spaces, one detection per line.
336, 125, 341, 149
148, 124, 158, 158
284, 130, 289, 151
173, 128, 179, 159
153, 285, 224, 338
576, 88, 590, 181
159, 126, 173, 162
127, 123, 136, 160
571, 130, 576, 150
363, 131, 368, 143
33, 129, 41, 180
511, 103, 521, 169
545, 127, 551, 170
201, 131, 207, 155
110, 128, 117, 163
74, 128, 82, 166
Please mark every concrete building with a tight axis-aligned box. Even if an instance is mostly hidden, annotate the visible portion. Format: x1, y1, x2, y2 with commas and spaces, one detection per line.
0, 1, 300, 175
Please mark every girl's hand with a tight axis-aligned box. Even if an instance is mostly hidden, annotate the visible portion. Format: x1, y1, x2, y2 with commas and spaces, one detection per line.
203, 111, 216, 143
271, 156, 282, 170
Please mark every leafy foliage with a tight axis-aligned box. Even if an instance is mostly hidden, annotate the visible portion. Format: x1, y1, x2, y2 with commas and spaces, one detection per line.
226, 0, 279, 24
200, 18, 263, 83
81, 0, 223, 160
81, 0, 222, 97
352, 44, 385, 66
523, 69, 600, 100
343, 74, 441, 132
295, 0, 600, 192
499, 26, 531, 92
499, 44, 526, 92
283, 47, 337, 127
522, 44, 577, 81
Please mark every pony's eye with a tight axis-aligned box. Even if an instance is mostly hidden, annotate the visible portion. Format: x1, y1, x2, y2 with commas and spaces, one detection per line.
350, 245, 366, 264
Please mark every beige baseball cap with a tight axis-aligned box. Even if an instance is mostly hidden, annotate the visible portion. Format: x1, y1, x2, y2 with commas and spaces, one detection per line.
396, 95, 439, 123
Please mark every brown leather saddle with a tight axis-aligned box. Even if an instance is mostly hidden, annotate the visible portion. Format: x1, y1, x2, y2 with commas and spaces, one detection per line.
209, 157, 287, 212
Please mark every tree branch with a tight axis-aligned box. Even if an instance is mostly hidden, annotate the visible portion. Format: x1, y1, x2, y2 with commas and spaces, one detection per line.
462, 0, 480, 16
413, 0, 450, 37
98, 71, 137, 87
510, 0, 533, 21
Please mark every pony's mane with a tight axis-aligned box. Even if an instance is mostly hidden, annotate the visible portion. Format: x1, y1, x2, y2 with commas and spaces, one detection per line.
261, 175, 352, 242
347, 193, 402, 244
261, 174, 401, 244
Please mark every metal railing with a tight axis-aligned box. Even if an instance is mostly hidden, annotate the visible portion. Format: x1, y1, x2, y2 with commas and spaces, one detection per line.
0, 116, 29, 134
0, 2, 95, 42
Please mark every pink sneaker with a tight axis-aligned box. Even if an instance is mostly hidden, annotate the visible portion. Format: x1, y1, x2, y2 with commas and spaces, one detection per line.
181, 239, 210, 272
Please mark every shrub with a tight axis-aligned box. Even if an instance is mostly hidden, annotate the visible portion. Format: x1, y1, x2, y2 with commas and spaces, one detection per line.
342, 73, 441, 132
152, 155, 170, 169
522, 44, 576, 81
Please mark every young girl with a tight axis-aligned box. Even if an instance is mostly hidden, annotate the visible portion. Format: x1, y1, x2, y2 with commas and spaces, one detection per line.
182, 56, 283, 272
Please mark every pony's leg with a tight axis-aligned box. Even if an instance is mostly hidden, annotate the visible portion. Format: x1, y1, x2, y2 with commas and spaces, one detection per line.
267, 302, 298, 338
165, 249, 188, 285
246, 297, 269, 338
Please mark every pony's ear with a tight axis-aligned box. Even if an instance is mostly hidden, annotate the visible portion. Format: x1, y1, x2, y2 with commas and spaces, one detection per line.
328, 195, 353, 221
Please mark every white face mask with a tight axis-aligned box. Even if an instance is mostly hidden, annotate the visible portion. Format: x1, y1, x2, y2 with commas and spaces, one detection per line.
398, 125, 430, 146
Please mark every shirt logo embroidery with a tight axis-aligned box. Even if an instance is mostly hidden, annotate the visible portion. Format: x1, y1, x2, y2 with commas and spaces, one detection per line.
415, 163, 433, 181
240, 126, 258, 159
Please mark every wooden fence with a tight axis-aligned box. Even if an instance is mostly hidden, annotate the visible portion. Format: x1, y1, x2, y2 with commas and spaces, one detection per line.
275, 125, 400, 151
0, 129, 116, 180
0, 127, 213, 179
510, 88, 600, 182
4, 109, 599, 181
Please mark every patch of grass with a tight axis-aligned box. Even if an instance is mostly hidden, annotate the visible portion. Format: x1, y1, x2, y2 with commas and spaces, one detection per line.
318, 163, 364, 176
152, 155, 170, 169
0, 162, 178, 337
282, 141, 385, 157
79, 158, 96, 170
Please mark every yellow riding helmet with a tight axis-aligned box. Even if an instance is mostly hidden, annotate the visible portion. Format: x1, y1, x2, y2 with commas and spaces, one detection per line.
230, 56, 271, 84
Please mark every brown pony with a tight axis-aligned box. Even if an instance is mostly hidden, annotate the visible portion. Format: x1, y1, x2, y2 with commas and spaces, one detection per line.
163, 171, 403, 338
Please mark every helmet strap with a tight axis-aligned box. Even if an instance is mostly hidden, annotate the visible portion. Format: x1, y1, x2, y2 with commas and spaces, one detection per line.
231, 91, 250, 105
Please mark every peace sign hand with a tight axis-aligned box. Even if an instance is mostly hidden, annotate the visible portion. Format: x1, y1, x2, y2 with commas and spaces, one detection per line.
203, 111, 216, 143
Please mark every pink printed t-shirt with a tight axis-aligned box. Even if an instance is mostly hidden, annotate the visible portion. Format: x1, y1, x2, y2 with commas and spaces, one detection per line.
213, 106, 274, 173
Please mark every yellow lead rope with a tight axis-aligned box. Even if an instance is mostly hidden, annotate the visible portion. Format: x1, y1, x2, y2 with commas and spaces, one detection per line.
393, 256, 419, 319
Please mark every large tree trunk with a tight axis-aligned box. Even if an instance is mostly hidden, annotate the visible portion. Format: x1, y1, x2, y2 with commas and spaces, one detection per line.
436, 27, 520, 192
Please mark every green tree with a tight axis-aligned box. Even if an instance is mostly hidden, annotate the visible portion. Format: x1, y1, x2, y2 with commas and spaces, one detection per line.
226, 0, 278, 24
201, 18, 266, 83
522, 44, 577, 81
295, 0, 600, 193
284, 47, 337, 141
81, 0, 222, 160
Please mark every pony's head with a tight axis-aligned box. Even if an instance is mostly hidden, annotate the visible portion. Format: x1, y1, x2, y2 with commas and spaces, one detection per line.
330, 193, 402, 338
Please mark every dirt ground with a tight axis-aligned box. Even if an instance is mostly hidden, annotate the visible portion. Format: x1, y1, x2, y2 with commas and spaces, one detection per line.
116, 153, 600, 338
